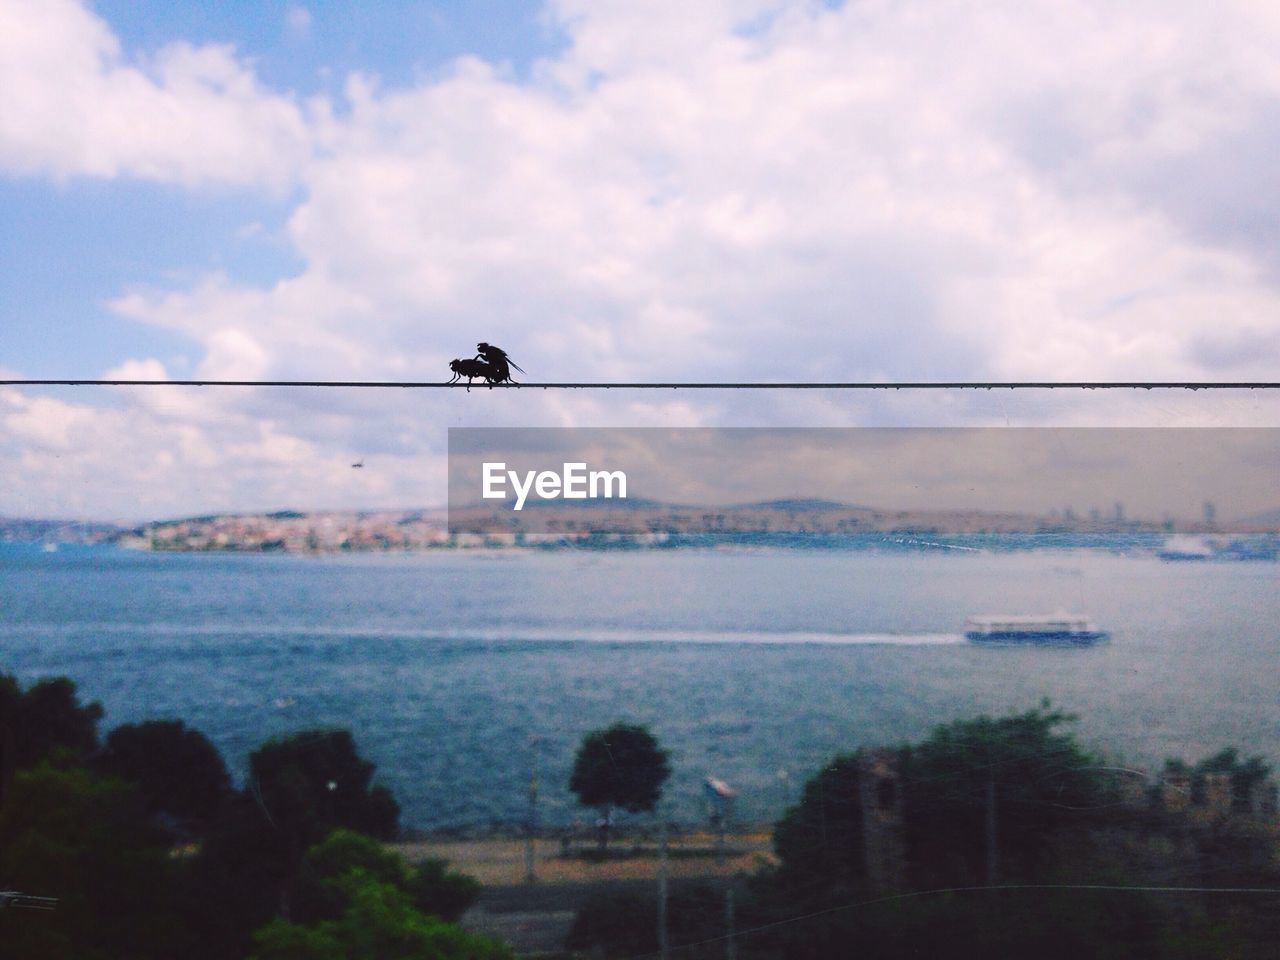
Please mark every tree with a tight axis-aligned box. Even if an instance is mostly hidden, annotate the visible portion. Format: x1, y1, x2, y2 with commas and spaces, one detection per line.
295, 829, 481, 924
96, 720, 232, 833
303, 829, 409, 888
0, 765, 183, 960
1189, 747, 1271, 812
0, 674, 103, 793
247, 729, 400, 856
406, 858, 484, 923
188, 729, 402, 950
771, 754, 866, 899
898, 702, 1104, 888
569, 723, 671, 849
766, 707, 1101, 908
250, 870, 511, 960
756, 706, 1163, 960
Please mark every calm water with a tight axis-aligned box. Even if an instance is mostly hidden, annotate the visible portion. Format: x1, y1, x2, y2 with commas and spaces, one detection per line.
2, 545, 1277, 829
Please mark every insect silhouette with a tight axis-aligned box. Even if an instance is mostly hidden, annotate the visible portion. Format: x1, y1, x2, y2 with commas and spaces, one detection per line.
448, 343, 526, 390
475, 342, 524, 384
448, 357, 500, 391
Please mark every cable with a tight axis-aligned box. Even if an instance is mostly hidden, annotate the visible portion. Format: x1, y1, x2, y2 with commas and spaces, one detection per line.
2, 380, 1279, 390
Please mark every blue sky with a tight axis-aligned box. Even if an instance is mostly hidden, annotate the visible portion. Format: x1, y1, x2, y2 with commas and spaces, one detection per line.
93, 1, 564, 93
1, 178, 297, 375
2, 0, 561, 377
2, 0, 1279, 518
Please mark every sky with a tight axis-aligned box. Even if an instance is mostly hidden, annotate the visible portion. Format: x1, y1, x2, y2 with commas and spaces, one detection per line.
2, 0, 1279, 519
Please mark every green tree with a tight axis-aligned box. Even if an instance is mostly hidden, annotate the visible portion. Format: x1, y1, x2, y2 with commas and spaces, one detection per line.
96, 719, 232, 832
755, 706, 1168, 960
1189, 747, 1271, 812
295, 829, 481, 924
769, 726, 1096, 905
248, 729, 399, 857
770, 754, 866, 900
0, 765, 183, 960
0, 674, 103, 794
304, 829, 409, 887
187, 729, 402, 954
406, 858, 484, 923
569, 723, 671, 849
899, 703, 1104, 888
250, 870, 511, 960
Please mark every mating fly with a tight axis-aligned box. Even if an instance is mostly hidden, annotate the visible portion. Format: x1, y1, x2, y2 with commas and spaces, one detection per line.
447, 342, 525, 390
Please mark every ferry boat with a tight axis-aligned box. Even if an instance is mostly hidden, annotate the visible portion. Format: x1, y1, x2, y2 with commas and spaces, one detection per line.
1158, 535, 1214, 561
964, 614, 1107, 645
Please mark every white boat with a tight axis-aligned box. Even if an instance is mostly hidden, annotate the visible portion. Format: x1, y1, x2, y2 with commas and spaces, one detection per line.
964, 613, 1107, 645
1158, 536, 1213, 561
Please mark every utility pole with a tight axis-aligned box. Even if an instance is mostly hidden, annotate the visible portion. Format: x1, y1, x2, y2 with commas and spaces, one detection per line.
525, 736, 539, 885
1, 724, 14, 808
984, 770, 998, 886
703, 775, 738, 959
657, 814, 670, 960
724, 882, 737, 960
984, 765, 1002, 939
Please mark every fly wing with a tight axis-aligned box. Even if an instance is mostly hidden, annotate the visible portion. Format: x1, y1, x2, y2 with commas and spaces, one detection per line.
477, 342, 523, 375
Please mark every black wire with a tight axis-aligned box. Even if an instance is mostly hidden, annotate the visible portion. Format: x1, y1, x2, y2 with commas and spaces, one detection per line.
2, 380, 1279, 389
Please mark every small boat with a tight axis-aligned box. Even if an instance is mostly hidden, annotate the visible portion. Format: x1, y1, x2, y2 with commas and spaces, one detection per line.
1158, 536, 1213, 561
964, 614, 1107, 645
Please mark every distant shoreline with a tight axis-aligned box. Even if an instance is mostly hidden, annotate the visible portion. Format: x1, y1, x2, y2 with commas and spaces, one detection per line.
7, 500, 1279, 555
7, 531, 1277, 563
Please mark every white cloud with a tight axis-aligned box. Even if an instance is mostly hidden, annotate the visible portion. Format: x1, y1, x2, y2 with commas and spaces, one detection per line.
16, 0, 1280, 379
0, 0, 309, 187
0, 382, 459, 519
5, 0, 1280, 517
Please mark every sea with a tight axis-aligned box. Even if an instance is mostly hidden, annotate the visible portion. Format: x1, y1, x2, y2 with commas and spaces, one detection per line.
2, 543, 1277, 830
